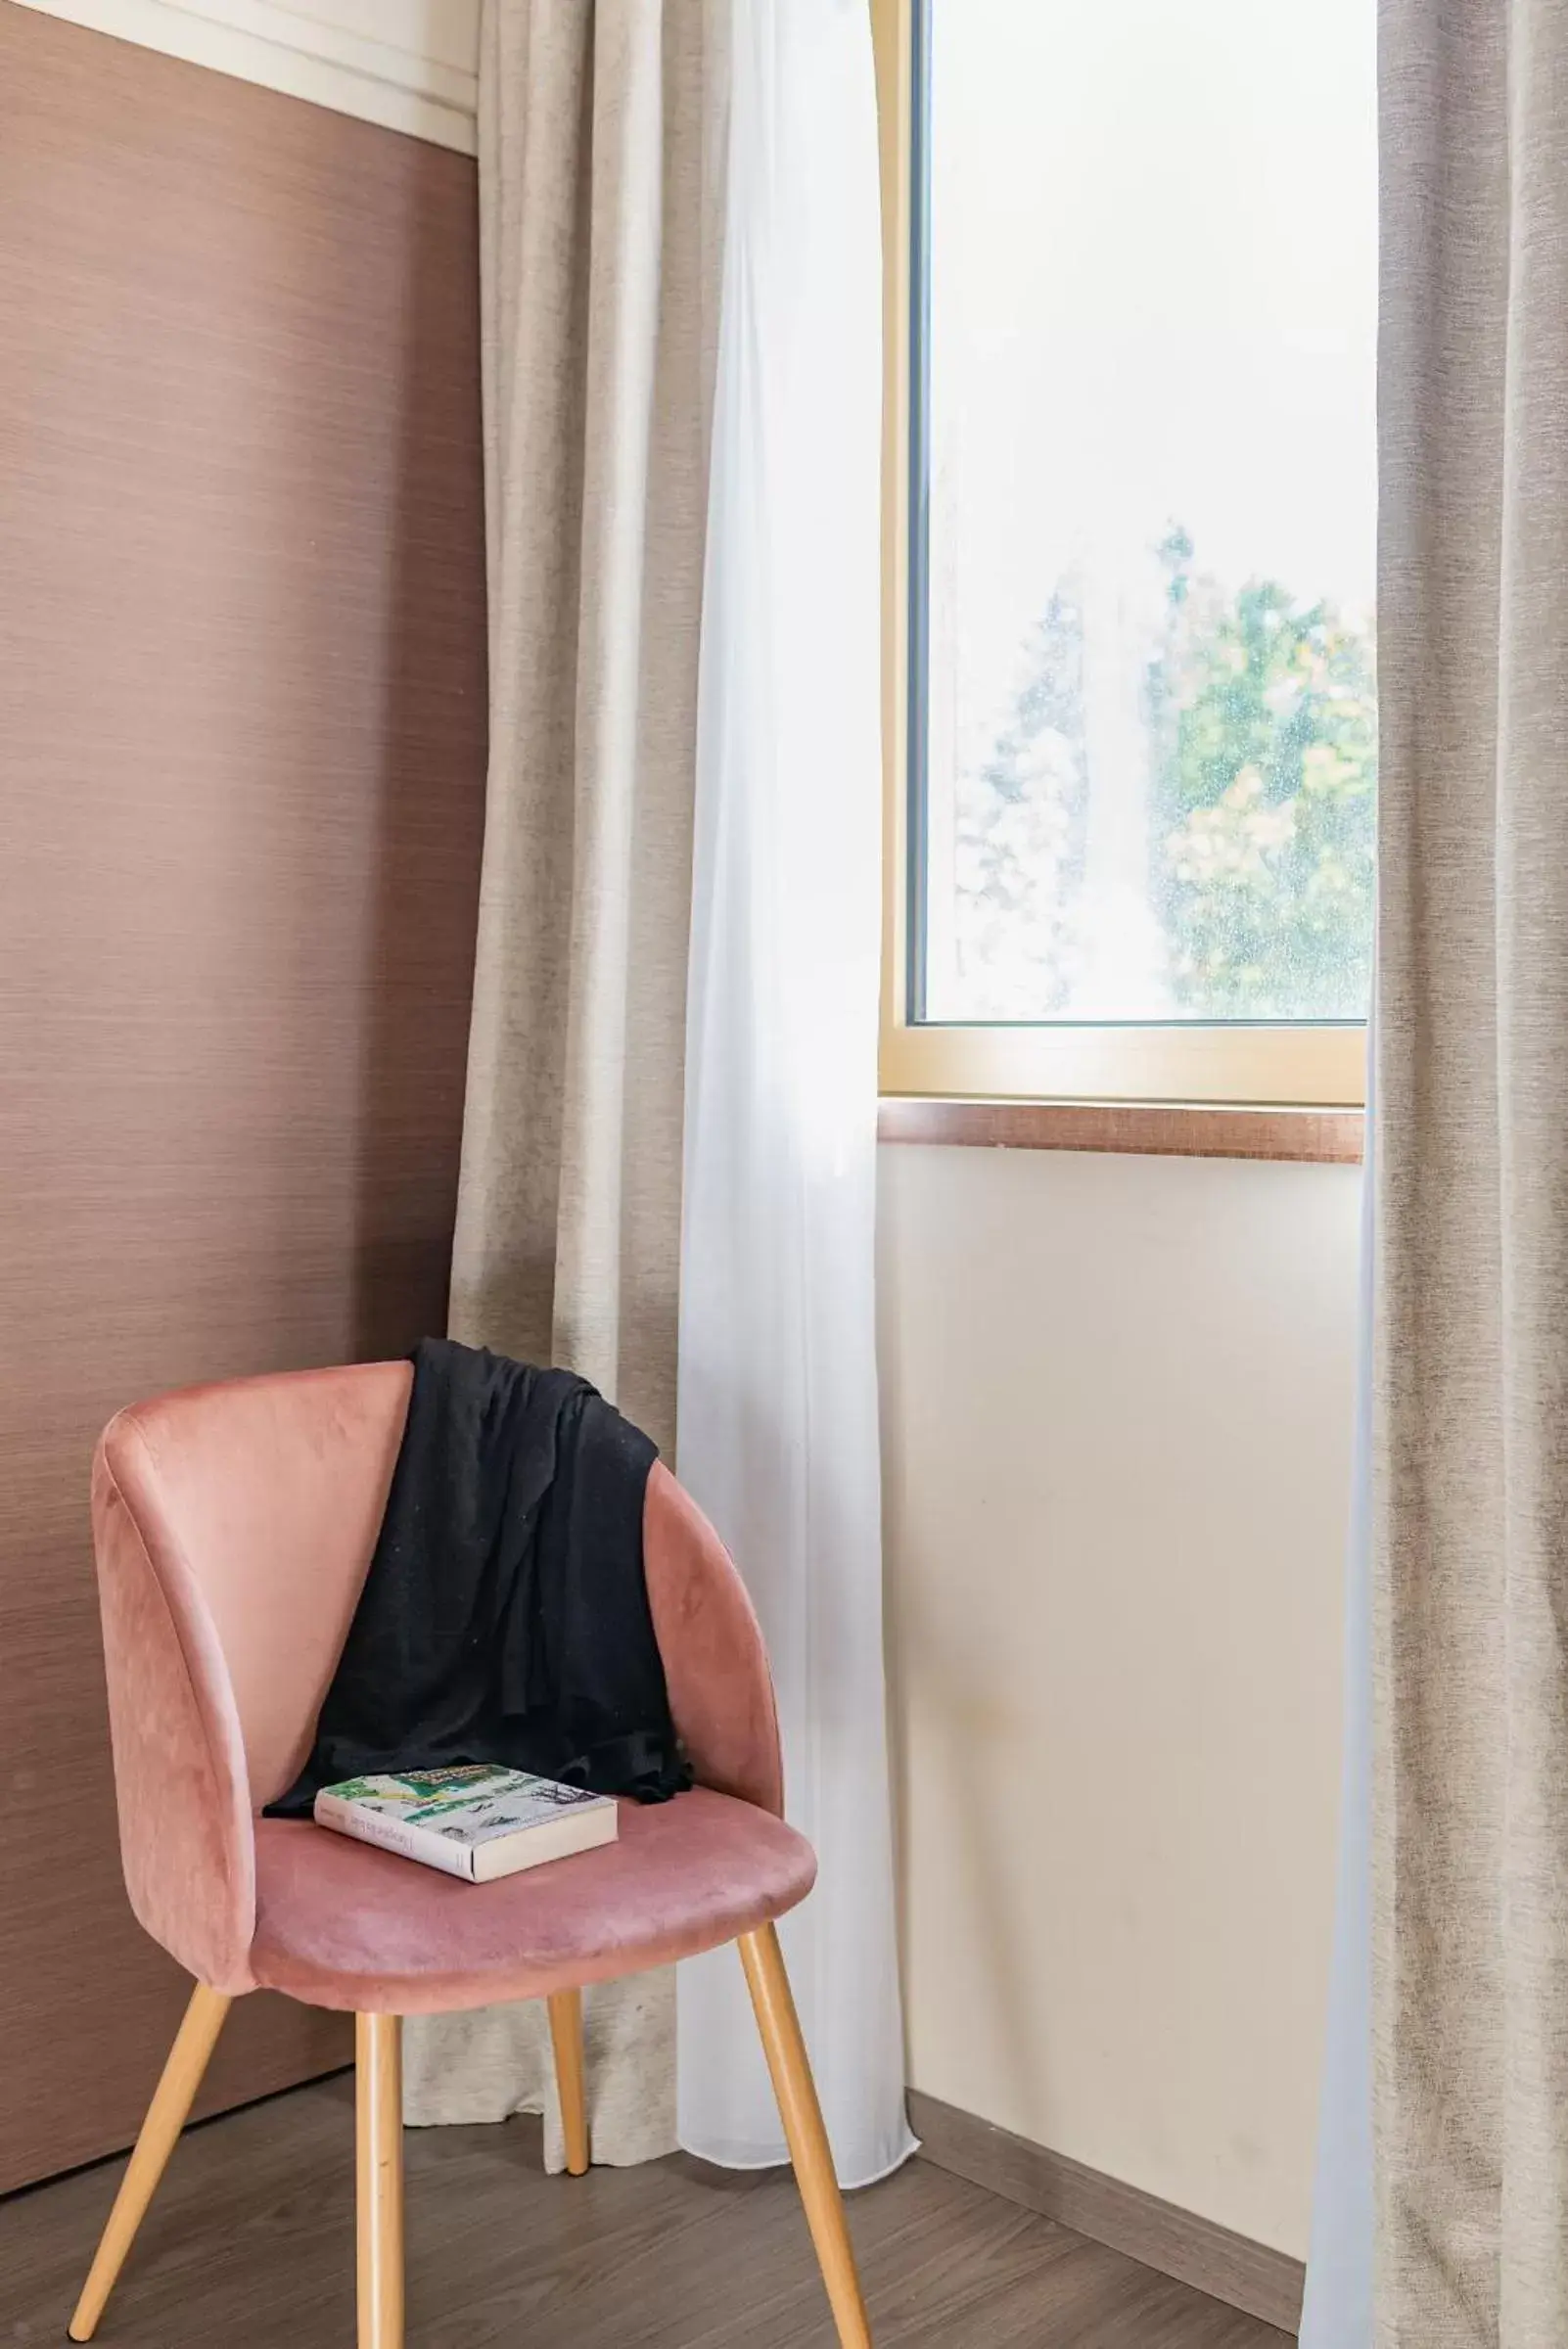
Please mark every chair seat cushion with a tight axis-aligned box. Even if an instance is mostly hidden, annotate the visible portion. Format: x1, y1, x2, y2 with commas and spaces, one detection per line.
248, 1788, 817, 2013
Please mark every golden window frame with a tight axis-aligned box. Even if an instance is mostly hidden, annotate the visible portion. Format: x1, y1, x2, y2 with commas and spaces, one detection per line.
870, 0, 1367, 1114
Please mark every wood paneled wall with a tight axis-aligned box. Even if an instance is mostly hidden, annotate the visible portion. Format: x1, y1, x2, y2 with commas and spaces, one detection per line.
0, 4, 487, 2191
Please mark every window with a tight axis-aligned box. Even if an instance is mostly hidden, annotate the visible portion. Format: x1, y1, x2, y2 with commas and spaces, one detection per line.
874, 0, 1376, 1108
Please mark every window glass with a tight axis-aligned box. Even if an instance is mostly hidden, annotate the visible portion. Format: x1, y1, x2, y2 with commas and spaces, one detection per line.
916, 0, 1378, 1024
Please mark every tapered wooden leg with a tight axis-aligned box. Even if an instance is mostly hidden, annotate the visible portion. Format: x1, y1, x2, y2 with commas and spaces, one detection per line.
355, 2013, 404, 2349
737, 1925, 873, 2348
547, 1988, 590, 2176
68, 1982, 231, 2342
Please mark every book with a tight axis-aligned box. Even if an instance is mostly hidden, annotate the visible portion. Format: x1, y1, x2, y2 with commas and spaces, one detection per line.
313, 1764, 619, 1884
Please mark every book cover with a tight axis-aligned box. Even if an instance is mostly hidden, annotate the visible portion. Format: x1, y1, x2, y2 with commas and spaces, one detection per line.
314, 1764, 619, 1883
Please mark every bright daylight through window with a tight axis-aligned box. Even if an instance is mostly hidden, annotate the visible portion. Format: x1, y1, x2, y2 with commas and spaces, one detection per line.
910, 0, 1377, 1036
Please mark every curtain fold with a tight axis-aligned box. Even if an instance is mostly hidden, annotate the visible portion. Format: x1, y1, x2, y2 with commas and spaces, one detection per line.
1373, 0, 1568, 2331
673, 0, 916, 2189
407, 0, 726, 2159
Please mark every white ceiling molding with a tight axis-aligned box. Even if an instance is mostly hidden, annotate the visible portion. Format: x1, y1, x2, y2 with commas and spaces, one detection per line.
11, 0, 482, 154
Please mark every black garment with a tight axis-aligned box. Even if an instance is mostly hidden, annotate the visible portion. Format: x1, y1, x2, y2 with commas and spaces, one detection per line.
267, 1339, 690, 1818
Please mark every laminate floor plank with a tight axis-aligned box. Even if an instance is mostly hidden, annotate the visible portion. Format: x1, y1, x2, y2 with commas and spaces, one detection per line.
0, 2075, 1294, 2347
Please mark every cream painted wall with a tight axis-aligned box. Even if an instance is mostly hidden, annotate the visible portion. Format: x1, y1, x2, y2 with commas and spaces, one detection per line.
878, 1141, 1360, 2259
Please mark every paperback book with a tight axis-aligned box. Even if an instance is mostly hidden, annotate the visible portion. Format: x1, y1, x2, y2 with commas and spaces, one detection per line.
313, 1764, 618, 1884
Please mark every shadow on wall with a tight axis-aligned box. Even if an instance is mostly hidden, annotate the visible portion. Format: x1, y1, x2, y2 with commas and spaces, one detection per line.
889, 1566, 1060, 2132
349, 124, 488, 1359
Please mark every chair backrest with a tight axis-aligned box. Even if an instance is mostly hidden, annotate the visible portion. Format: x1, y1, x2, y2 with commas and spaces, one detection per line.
90, 1360, 782, 1988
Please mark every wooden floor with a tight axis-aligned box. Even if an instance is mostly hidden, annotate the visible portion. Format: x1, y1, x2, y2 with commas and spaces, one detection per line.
0, 2075, 1294, 2347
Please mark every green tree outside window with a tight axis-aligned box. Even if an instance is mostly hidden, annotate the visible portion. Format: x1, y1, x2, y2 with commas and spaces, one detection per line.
950, 528, 1376, 1020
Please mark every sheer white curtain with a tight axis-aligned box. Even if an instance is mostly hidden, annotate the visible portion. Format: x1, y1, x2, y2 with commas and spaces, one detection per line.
674, 0, 916, 2188
1298, 1045, 1375, 2349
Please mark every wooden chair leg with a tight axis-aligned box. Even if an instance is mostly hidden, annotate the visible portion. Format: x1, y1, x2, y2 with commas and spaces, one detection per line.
355, 2013, 404, 2349
68, 1981, 232, 2342
547, 1988, 590, 2176
737, 1924, 873, 2349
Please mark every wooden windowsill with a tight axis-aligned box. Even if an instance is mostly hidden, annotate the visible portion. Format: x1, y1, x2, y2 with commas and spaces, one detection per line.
877, 1097, 1364, 1165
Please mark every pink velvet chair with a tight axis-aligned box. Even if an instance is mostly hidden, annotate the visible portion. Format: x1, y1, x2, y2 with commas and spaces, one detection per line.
69, 1361, 871, 2349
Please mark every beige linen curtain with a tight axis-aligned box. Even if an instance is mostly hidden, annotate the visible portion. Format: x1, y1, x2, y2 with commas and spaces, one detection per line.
1376, 0, 1568, 2333
404, 0, 726, 2163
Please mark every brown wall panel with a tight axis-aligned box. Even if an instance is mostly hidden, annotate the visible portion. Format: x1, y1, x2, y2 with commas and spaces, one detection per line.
0, 6, 487, 2191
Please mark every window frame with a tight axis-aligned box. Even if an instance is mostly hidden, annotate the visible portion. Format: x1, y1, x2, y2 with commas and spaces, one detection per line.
871, 0, 1368, 1113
